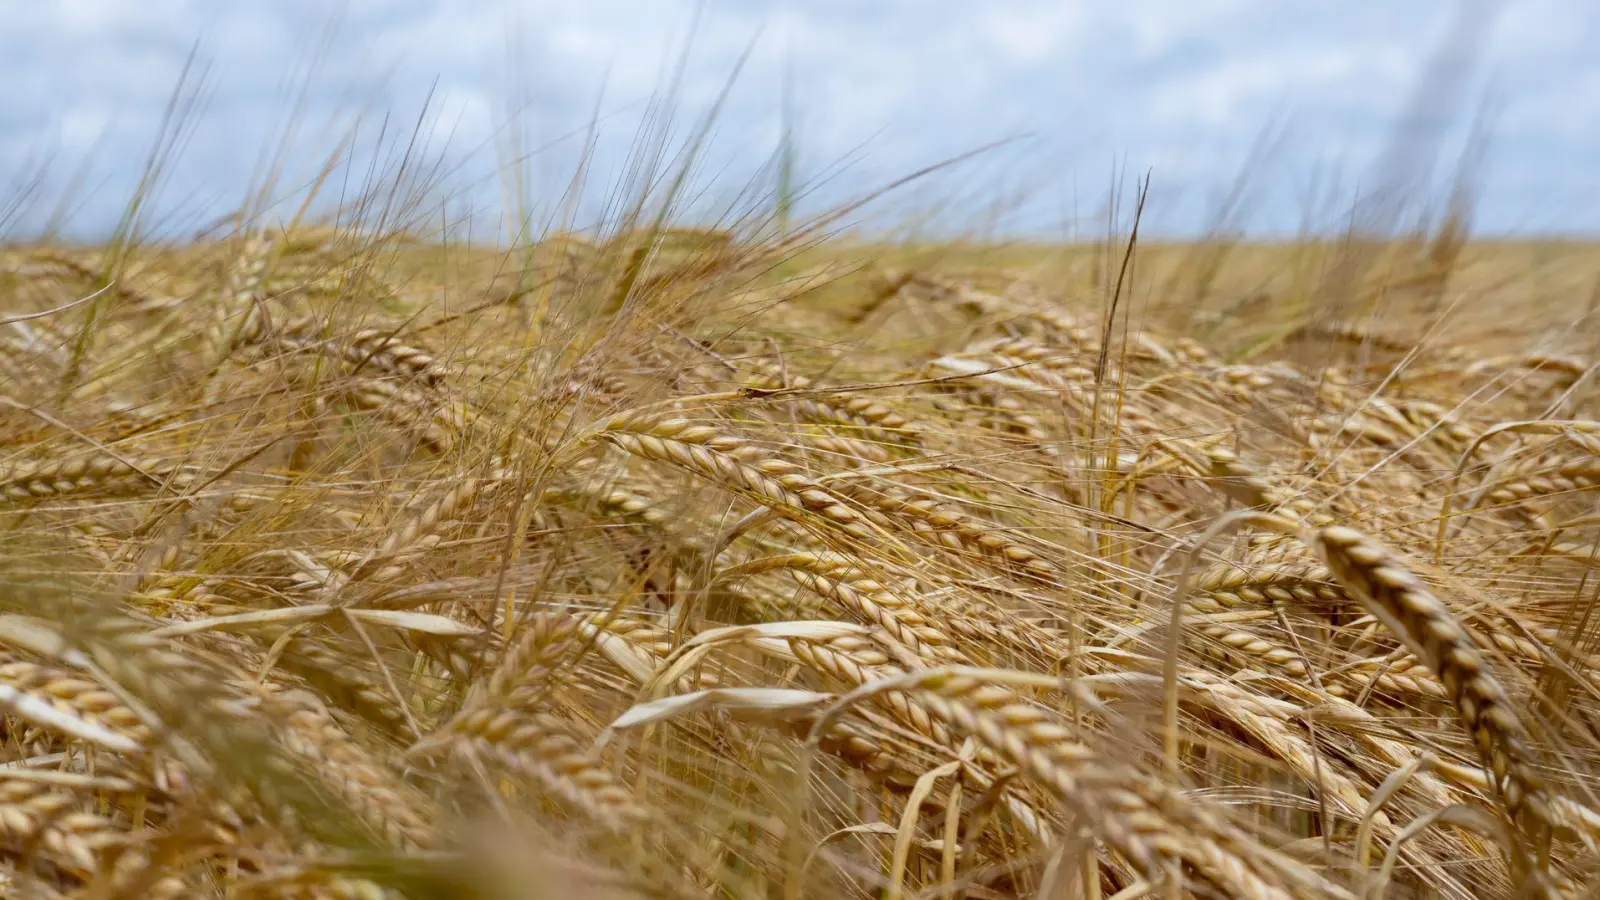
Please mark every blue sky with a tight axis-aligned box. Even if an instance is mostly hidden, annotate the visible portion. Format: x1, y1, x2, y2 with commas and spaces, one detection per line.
4, 1, 1597, 239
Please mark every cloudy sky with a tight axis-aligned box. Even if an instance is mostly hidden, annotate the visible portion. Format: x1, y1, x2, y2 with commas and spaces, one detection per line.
4, 1, 1597, 239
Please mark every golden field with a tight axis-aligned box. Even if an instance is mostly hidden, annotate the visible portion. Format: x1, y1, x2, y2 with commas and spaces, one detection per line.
1, 221, 1599, 899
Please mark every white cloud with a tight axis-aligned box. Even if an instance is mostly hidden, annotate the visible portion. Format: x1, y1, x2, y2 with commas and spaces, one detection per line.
427, 84, 494, 151
980, 6, 1084, 64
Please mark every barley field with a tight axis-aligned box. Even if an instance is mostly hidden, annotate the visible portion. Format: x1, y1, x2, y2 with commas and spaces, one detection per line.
2, 215, 1600, 899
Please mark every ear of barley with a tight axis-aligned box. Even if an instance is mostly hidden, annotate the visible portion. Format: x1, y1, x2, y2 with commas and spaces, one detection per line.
598, 416, 870, 536
1310, 525, 1558, 878
900, 669, 1346, 900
